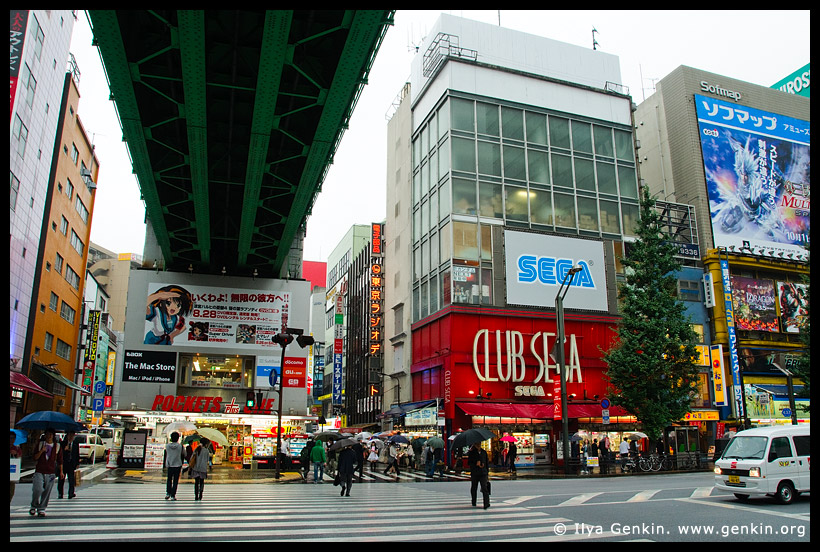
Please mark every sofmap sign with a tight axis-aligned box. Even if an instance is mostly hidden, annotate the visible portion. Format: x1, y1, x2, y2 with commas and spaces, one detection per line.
504, 231, 608, 311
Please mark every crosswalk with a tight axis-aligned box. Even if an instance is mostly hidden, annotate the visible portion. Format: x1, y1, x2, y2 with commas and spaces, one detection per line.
303, 467, 498, 484
11, 482, 591, 542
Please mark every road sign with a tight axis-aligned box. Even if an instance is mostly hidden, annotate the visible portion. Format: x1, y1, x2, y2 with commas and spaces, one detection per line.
602, 409, 610, 424
94, 381, 106, 394
92, 398, 104, 412
600, 398, 610, 409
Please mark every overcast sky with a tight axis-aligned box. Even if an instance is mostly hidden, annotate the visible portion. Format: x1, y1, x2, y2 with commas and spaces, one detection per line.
72, 10, 810, 263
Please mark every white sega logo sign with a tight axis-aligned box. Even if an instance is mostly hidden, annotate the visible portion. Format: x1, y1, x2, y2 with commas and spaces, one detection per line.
703, 128, 719, 138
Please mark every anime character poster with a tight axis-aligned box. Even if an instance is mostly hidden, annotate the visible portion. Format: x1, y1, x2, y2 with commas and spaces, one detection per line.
695, 94, 810, 256
776, 281, 808, 333
144, 283, 289, 350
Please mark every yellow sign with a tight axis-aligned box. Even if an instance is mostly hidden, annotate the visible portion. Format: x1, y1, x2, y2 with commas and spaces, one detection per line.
683, 411, 719, 421
710, 345, 727, 407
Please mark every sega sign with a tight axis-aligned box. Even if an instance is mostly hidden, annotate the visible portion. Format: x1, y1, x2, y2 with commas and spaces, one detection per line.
504, 230, 608, 312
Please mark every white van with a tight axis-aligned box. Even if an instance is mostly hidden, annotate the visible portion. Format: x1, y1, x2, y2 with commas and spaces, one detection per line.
95, 427, 124, 455
714, 425, 810, 504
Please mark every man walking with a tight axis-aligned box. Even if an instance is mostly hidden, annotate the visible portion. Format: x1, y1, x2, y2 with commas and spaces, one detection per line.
467, 442, 490, 510
310, 440, 326, 483
57, 430, 80, 499
164, 431, 185, 500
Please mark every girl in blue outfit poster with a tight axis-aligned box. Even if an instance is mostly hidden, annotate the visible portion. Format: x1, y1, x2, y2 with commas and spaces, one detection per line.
145, 285, 194, 345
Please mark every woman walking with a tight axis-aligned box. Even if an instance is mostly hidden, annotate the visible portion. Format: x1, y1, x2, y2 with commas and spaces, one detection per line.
190, 438, 213, 501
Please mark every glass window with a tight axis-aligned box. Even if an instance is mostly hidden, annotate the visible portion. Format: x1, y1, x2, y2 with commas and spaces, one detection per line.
413, 136, 421, 169
452, 137, 476, 173
440, 221, 451, 264
421, 198, 430, 235
502, 107, 524, 140
527, 150, 550, 184
452, 177, 477, 215
422, 238, 430, 275
414, 246, 421, 281
553, 193, 576, 228
574, 158, 595, 191
476, 102, 499, 136
452, 265, 479, 304
622, 203, 640, 236
600, 200, 621, 234
421, 160, 429, 197
618, 166, 639, 199
551, 153, 573, 189
439, 179, 451, 221
438, 101, 450, 141
430, 229, 439, 270
477, 141, 501, 176
429, 273, 439, 314
413, 208, 421, 243
440, 269, 451, 307
596, 161, 617, 195
525, 112, 547, 145
482, 268, 493, 305
593, 125, 614, 158
614, 129, 633, 161
504, 185, 529, 222
453, 221, 479, 260
577, 197, 599, 231
549, 116, 570, 149
480, 224, 492, 261
429, 148, 438, 186
503, 145, 526, 181
479, 181, 503, 218
451, 98, 474, 132
182, 354, 254, 389
438, 138, 450, 181
530, 189, 553, 226
413, 285, 420, 322
571, 121, 592, 153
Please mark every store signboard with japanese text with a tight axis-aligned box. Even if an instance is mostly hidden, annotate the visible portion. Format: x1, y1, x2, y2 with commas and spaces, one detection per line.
143, 282, 290, 351
696, 94, 810, 256
504, 230, 608, 312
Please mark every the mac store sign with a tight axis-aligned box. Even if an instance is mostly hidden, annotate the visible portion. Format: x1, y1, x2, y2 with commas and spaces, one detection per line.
123, 350, 177, 383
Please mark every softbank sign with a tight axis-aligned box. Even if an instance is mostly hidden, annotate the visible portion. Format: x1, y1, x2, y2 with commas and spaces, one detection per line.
504, 230, 608, 311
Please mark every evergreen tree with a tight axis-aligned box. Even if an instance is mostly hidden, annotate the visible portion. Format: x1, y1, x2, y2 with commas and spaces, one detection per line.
602, 188, 701, 443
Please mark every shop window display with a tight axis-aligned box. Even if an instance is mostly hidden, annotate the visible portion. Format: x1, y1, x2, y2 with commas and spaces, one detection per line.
180, 354, 254, 389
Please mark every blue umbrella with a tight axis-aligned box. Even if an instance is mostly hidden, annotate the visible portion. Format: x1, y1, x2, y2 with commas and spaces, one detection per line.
388, 434, 410, 444
16, 410, 85, 431
11, 429, 28, 446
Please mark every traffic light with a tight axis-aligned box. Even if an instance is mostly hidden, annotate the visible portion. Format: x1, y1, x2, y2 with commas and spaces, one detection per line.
246, 391, 255, 408
272, 333, 294, 347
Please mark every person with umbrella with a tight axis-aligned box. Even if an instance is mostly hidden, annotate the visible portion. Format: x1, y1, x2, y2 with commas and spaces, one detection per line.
383, 436, 402, 478
336, 442, 357, 497
190, 437, 213, 501
29, 427, 62, 517
467, 441, 491, 510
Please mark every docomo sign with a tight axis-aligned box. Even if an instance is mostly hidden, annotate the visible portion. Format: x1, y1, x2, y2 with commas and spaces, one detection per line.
472, 329, 582, 384
282, 357, 307, 388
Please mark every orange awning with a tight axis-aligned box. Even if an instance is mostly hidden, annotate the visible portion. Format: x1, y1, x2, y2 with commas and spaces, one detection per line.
10, 370, 52, 398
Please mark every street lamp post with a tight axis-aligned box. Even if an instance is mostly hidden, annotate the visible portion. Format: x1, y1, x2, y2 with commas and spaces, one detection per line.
555, 265, 581, 475
272, 328, 314, 479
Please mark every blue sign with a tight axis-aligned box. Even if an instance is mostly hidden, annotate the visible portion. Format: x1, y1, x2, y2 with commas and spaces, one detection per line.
600, 398, 610, 409
332, 353, 343, 405
92, 398, 104, 412
268, 367, 280, 388
94, 381, 106, 394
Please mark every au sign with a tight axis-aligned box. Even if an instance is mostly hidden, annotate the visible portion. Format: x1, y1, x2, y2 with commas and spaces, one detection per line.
472, 329, 583, 384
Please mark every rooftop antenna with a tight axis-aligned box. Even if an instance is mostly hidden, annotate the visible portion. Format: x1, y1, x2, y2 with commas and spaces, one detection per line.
407, 23, 425, 53
592, 26, 600, 50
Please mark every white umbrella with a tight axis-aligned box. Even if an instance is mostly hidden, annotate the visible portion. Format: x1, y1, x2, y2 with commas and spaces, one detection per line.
355, 431, 373, 441
195, 427, 228, 446
163, 420, 197, 434
628, 432, 649, 440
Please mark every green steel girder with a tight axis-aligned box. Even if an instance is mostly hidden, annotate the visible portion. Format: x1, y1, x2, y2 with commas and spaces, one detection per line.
87, 10, 394, 276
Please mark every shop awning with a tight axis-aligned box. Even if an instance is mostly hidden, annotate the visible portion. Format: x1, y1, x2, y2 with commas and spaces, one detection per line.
10, 370, 52, 397
378, 399, 437, 419
457, 402, 629, 419
32, 363, 89, 394
750, 384, 805, 398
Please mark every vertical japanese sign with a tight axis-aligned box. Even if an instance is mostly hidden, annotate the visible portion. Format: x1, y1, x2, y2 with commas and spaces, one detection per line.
710, 344, 728, 407
333, 294, 344, 406
720, 260, 743, 419
83, 310, 101, 394
10, 10, 28, 121
369, 224, 384, 360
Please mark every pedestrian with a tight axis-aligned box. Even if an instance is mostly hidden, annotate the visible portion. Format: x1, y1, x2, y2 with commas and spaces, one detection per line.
310, 438, 326, 483
300, 438, 316, 482
10, 431, 23, 503
190, 438, 213, 501
599, 438, 609, 475
367, 442, 380, 471
164, 431, 185, 500
423, 443, 434, 477
383, 442, 401, 477
57, 430, 80, 499
508, 440, 518, 475
467, 442, 490, 510
184, 442, 194, 475
337, 444, 356, 497
352, 438, 364, 482
619, 438, 630, 473
30, 428, 62, 517
433, 444, 445, 478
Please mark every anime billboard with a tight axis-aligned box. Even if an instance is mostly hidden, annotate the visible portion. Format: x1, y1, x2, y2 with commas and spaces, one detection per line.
695, 94, 810, 256
144, 283, 290, 350
730, 276, 777, 332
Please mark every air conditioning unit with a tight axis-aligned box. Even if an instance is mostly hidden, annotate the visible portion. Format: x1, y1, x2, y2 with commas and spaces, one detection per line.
57, 399, 66, 407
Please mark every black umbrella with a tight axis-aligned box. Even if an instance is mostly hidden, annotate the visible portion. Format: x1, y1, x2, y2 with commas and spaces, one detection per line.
388, 434, 410, 444
328, 438, 357, 452
450, 428, 495, 451
16, 411, 85, 432
313, 431, 344, 442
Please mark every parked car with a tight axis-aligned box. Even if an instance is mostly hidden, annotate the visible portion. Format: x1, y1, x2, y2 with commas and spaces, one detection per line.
76, 433, 106, 462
